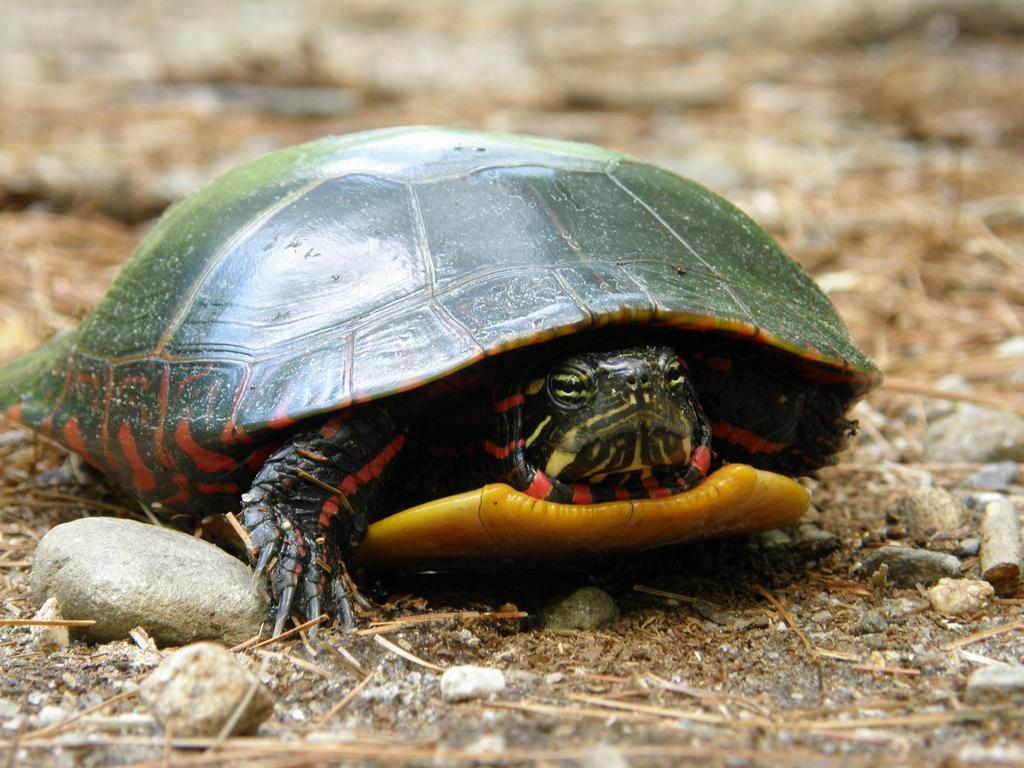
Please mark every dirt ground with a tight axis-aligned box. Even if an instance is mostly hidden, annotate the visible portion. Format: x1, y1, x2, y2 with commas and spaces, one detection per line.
2, 1, 1024, 765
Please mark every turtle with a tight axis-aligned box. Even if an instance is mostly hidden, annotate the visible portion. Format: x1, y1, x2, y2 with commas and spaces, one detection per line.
0, 126, 880, 636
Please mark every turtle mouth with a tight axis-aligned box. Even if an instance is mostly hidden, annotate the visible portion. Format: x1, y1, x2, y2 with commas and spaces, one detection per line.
555, 422, 694, 484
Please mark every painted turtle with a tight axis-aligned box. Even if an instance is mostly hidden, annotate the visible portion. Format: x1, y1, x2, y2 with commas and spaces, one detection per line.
0, 127, 879, 635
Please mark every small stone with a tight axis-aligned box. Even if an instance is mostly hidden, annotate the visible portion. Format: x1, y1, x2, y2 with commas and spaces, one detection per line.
30, 597, 69, 651
957, 745, 1024, 766
810, 610, 833, 625
927, 578, 994, 616
890, 487, 965, 539
140, 642, 274, 737
852, 609, 887, 635
35, 705, 66, 728
580, 745, 630, 768
859, 546, 960, 588
464, 733, 507, 756
964, 665, 1024, 706
922, 405, 1024, 464
996, 336, 1024, 357
882, 597, 928, 619
980, 499, 1022, 597
756, 529, 792, 548
31, 517, 268, 646
439, 665, 506, 703
964, 462, 1020, 490
540, 587, 620, 630
0, 699, 20, 720
793, 523, 838, 545
452, 628, 480, 647
958, 538, 981, 557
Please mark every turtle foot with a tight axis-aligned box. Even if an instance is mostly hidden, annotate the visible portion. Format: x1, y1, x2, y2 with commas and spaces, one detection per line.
243, 501, 362, 639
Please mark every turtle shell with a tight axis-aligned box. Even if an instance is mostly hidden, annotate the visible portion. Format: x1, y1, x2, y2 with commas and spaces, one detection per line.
0, 126, 878, 514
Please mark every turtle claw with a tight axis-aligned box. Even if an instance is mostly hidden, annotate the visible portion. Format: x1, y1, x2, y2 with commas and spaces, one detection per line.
252, 543, 276, 582
273, 584, 296, 637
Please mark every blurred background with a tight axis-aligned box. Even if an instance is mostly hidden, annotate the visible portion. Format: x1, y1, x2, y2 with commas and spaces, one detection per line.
2, 1, 1023, 425
2, 3, 1024, 762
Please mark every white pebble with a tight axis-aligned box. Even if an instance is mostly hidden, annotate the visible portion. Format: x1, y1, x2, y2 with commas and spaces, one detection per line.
927, 578, 994, 616
965, 665, 1024, 706
439, 665, 506, 702
30, 597, 69, 651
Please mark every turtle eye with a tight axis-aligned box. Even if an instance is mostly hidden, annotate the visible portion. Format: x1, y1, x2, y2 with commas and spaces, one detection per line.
548, 369, 591, 406
664, 359, 688, 391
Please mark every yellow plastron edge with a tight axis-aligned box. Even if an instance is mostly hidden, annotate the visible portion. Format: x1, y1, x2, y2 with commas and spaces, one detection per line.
350, 464, 809, 568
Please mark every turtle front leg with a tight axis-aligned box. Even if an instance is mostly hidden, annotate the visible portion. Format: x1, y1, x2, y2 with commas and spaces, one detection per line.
241, 405, 404, 636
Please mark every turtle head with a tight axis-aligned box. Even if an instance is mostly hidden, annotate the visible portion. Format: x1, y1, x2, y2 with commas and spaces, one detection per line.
518, 345, 710, 493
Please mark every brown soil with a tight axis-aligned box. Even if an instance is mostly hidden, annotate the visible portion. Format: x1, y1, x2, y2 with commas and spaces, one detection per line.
2, 2, 1023, 765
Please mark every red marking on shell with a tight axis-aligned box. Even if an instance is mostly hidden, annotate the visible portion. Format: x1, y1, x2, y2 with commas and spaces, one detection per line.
338, 435, 405, 497
525, 470, 553, 500
196, 482, 240, 495
571, 484, 593, 505
691, 444, 711, 475
492, 393, 525, 413
221, 419, 254, 446
76, 372, 102, 390
269, 412, 297, 430
62, 417, 99, 468
710, 421, 786, 454
160, 474, 192, 506
100, 368, 116, 473
5, 403, 23, 421
174, 421, 237, 473
482, 439, 525, 460
154, 366, 174, 469
319, 415, 346, 439
614, 486, 630, 501
173, 365, 215, 403
117, 423, 156, 493
244, 444, 277, 472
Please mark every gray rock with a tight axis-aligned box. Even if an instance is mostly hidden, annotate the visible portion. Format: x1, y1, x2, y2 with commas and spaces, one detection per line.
859, 546, 961, 588
140, 642, 274, 736
957, 745, 1024, 766
439, 665, 506, 703
793, 523, 838, 546
540, 587, 620, 630
996, 336, 1024, 357
580, 745, 630, 768
958, 538, 981, 557
882, 597, 928, 619
922, 405, 1024, 464
32, 517, 267, 646
964, 461, 1020, 490
964, 665, 1024, 706
927, 578, 994, 616
890, 487, 965, 538
852, 609, 887, 635
756, 529, 792, 548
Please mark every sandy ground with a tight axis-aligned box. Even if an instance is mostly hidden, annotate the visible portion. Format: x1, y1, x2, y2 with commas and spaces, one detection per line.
1, 1, 1024, 765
